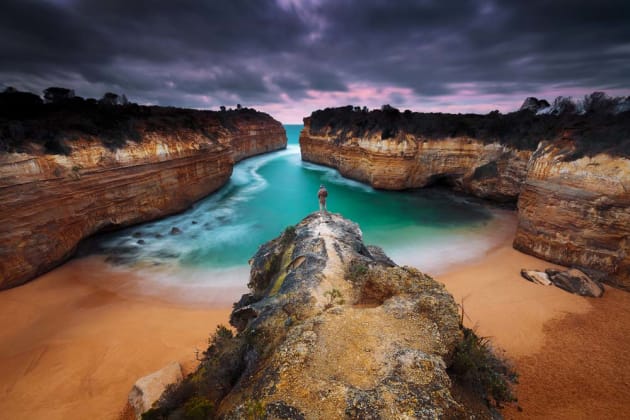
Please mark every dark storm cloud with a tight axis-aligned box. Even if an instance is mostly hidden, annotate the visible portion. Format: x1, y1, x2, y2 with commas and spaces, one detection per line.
0, 0, 312, 104
1, 0, 629, 118
310, 0, 630, 94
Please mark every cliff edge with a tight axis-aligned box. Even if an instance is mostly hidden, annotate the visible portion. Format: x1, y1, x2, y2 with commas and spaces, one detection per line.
144, 213, 512, 419
0, 95, 286, 290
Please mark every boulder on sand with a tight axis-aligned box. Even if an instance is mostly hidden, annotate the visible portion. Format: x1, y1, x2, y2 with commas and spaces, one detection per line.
545, 268, 605, 297
520, 269, 552, 286
128, 362, 183, 418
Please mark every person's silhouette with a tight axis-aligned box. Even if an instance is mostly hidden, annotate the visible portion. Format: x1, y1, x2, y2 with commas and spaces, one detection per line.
317, 184, 328, 214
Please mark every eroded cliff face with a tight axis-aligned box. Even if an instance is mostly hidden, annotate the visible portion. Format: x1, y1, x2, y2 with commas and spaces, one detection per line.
0, 112, 286, 290
300, 116, 630, 288
513, 141, 630, 288
300, 118, 531, 201
224, 117, 287, 162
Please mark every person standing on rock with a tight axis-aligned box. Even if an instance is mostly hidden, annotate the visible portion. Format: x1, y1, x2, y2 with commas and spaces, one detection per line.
318, 184, 328, 214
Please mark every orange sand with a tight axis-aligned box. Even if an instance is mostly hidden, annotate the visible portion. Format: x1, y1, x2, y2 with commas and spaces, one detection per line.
437, 242, 591, 357
502, 286, 630, 419
1, 215, 629, 419
437, 222, 630, 419
0, 257, 238, 420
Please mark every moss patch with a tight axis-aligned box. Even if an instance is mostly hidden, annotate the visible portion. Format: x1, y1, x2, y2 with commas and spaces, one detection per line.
268, 243, 294, 296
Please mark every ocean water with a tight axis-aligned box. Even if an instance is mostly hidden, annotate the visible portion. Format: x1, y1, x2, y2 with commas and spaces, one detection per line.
91, 125, 513, 296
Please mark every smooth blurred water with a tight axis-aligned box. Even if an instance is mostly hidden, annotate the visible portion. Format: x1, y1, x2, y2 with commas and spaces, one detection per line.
94, 125, 511, 284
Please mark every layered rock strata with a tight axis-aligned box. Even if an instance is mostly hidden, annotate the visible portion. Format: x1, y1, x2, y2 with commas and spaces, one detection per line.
300, 118, 530, 201
513, 141, 630, 288
0, 109, 286, 290
300, 113, 630, 288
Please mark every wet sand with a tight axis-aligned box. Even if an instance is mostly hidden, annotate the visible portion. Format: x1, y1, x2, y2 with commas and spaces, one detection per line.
436, 223, 630, 419
0, 257, 241, 420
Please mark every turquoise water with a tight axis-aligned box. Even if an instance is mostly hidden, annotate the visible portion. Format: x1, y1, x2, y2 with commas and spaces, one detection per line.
96, 125, 508, 284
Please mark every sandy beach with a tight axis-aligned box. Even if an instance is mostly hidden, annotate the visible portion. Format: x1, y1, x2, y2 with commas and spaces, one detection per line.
0, 258, 239, 420
437, 223, 630, 419
1, 214, 629, 419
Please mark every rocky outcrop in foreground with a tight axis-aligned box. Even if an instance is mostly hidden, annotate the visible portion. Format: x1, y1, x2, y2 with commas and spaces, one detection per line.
0, 98, 286, 290
225, 213, 464, 418
300, 101, 630, 288
145, 214, 511, 419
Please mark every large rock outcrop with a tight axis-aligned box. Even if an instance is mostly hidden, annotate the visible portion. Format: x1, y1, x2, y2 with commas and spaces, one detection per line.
0, 105, 286, 290
143, 214, 515, 418
221, 213, 467, 418
146, 213, 500, 419
299, 106, 630, 288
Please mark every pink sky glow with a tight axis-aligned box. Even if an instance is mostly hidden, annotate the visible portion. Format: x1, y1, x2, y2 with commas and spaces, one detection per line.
251, 84, 630, 124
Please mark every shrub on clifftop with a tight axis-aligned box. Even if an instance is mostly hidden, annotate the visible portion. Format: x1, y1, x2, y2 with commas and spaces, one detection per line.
449, 326, 518, 408
142, 324, 246, 419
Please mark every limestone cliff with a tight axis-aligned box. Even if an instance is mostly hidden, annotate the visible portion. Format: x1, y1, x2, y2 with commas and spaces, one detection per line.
0, 105, 286, 290
513, 140, 630, 289
300, 106, 630, 288
300, 117, 530, 201
145, 213, 506, 419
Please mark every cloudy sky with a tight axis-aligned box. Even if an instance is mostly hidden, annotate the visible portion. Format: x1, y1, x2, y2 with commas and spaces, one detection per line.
2, 0, 629, 122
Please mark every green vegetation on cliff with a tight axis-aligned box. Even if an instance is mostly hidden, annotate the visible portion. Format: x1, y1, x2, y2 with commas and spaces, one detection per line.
142, 325, 247, 420
450, 327, 518, 408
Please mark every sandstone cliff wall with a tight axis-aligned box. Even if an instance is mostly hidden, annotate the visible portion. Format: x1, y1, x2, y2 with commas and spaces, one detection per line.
513, 141, 630, 288
300, 118, 531, 201
226, 120, 287, 162
300, 117, 630, 288
0, 112, 286, 290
